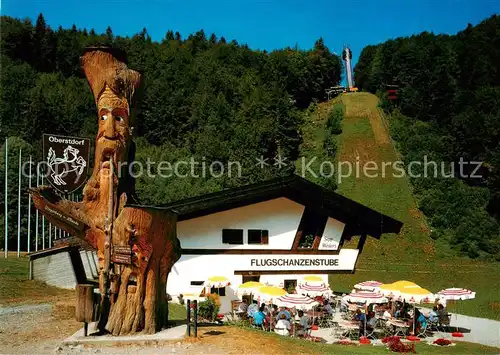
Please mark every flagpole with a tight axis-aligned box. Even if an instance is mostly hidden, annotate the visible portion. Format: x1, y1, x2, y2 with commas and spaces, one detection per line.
48, 222, 52, 248
35, 165, 39, 251
27, 156, 32, 253
17, 149, 21, 257
41, 173, 45, 250
4, 138, 8, 258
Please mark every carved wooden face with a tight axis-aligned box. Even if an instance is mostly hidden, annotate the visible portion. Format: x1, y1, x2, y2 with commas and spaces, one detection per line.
93, 85, 132, 179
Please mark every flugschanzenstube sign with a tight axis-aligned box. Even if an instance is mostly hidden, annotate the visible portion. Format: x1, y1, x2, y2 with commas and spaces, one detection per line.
236, 250, 359, 272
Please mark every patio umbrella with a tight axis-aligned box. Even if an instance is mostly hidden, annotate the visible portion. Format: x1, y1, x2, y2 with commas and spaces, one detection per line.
205, 276, 231, 295
344, 291, 388, 304
296, 282, 332, 298
379, 280, 418, 296
436, 288, 475, 301
253, 285, 287, 304
436, 288, 475, 337
236, 281, 264, 296
299, 275, 326, 285
275, 294, 319, 310
354, 280, 383, 291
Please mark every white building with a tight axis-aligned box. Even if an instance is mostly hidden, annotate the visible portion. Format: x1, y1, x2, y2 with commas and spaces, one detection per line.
164, 175, 402, 313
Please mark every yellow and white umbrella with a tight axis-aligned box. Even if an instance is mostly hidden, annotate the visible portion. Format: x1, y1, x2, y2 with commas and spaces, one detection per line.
379, 280, 418, 298
237, 281, 264, 296
299, 275, 326, 285
205, 276, 231, 288
399, 287, 435, 304
253, 285, 287, 304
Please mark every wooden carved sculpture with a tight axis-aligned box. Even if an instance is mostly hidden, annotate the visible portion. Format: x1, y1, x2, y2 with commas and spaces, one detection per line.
30, 47, 182, 335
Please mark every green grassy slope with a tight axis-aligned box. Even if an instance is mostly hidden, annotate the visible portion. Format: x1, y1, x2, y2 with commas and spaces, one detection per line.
298, 93, 500, 320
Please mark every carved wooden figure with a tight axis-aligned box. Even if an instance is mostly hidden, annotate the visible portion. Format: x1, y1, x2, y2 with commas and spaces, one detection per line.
30, 47, 182, 335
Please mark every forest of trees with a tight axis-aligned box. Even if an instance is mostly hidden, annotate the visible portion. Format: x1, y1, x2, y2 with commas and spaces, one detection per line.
354, 15, 500, 259
0, 14, 342, 251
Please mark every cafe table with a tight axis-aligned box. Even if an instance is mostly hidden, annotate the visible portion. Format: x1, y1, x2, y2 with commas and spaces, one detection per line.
387, 318, 410, 336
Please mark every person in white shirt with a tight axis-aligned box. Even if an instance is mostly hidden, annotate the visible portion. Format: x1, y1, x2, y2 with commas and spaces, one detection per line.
340, 296, 349, 312
274, 313, 291, 336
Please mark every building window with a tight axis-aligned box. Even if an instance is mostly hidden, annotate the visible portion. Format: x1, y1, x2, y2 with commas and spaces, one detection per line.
248, 229, 269, 244
222, 229, 243, 244
242, 275, 260, 283
210, 287, 226, 296
284, 279, 297, 294
190, 281, 204, 286
296, 209, 327, 249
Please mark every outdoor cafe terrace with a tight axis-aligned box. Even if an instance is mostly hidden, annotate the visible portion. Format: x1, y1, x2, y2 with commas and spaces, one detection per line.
186, 276, 475, 350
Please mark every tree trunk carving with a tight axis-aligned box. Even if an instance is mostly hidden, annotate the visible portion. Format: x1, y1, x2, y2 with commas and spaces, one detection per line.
30, 47, 182, 335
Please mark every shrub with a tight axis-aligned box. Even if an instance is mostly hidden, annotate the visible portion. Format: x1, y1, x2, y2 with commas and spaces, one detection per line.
198, 294, 221, 321
327, 107, 343, 134
433, 338, 452, 346
383, 336, 416, 353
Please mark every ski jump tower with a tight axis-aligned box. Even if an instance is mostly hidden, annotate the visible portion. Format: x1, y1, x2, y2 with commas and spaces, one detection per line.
342, 46, 354, 90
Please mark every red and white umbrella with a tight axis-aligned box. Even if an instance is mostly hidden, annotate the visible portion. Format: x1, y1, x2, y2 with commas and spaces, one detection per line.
436, 288, 475, 301
353, 280, 383, 291
296, 282, 332, 297
276, 294, 319, 310
343, 291, 388, 304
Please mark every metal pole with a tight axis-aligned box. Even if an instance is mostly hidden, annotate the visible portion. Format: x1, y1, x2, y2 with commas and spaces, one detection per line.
35, 166, 39, 251
17, 149, 21, 257
41, 173, 45, 249
4, 138, 8, 258
42, 213, 45, 249
186, 299, 191, 336
48, 222, 52, 248
193, 300, 198, 337
27, 156, 32, 253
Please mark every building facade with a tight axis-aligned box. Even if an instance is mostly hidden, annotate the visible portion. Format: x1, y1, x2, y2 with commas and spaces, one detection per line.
163, 175, 402, 313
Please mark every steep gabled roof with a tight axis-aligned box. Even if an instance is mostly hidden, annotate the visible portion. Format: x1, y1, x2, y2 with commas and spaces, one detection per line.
128, 175, 403, 238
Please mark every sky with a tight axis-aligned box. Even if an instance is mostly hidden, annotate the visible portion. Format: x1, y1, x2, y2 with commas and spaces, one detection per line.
2, 0, 500, 84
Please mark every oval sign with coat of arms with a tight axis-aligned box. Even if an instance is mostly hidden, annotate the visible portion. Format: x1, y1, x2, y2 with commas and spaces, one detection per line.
42, 134, 91, 194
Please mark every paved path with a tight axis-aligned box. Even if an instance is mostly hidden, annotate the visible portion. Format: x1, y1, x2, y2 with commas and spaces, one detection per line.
310, 310, 500, 348
63, 322, 186, 345
422, 308, 500, 348
0, 303, 52, 315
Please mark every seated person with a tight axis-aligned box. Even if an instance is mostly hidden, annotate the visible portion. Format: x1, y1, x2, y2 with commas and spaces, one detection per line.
382, 305, 393, 319
253, 306, 266, 327
437, 304, 450, 326
353, 309, 367, 335
413, 308, 427, 332
295, 310, 310, 335
366, 311, 377, 332
247, 301, 259, 318
395, 304, 410, 319
276, 307, 291, 321
238, 299, 248, 313
274, 313, 291, 336
261, 303, 270, 315
428, 307, 439, 322
340, 295, 349, 312
323, 300, 334, 315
